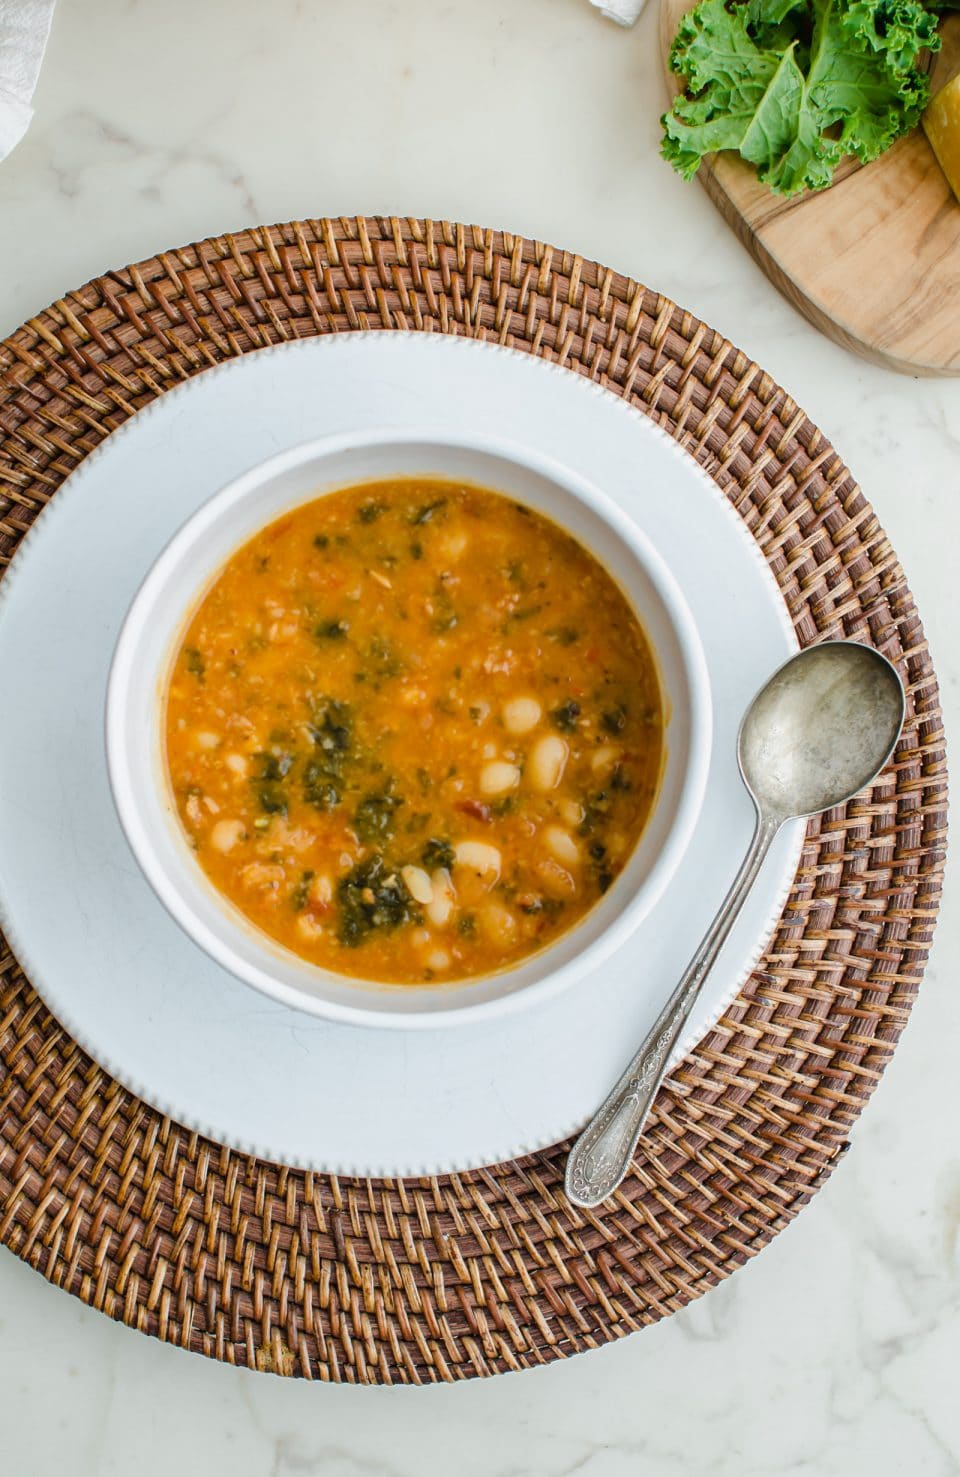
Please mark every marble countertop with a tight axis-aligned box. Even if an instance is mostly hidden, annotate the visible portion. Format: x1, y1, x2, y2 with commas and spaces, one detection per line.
1, 1, 956, 1473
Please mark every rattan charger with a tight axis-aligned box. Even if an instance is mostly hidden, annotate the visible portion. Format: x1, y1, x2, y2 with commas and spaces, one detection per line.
0, 218, 947, 1383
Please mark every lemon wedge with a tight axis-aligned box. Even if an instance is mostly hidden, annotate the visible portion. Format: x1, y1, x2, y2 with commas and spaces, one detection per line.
923, 70, 960, 204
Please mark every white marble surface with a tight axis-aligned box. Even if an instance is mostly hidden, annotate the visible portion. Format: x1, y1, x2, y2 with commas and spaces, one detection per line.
0, 0, 956, 1471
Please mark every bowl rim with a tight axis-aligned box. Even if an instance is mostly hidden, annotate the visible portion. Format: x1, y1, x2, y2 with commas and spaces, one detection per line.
106, 426, 712, 1028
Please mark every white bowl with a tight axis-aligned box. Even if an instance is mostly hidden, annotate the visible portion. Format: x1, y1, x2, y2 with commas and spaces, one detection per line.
106, 430, 711, 1028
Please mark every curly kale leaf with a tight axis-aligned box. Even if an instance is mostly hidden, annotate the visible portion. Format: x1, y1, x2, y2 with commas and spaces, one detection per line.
662, 0, 939, 196
337, 854, 419, 945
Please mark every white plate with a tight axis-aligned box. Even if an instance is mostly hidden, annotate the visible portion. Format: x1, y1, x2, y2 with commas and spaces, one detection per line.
0, 334, 803, 1176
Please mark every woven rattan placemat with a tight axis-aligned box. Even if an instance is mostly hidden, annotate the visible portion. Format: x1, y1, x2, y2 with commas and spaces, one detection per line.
0, 218, 947, 1383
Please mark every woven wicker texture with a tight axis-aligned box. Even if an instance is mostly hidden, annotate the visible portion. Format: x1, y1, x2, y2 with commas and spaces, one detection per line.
0, 218, 947, 1383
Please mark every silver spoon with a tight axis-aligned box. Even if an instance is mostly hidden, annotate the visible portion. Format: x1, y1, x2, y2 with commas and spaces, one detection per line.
565, 640, 906, 1210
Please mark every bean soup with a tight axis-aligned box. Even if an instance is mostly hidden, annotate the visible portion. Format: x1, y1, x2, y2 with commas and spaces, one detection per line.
164, 479, 664, 983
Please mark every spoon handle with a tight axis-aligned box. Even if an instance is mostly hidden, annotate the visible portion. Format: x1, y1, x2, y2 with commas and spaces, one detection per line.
565, 813, 781, 1209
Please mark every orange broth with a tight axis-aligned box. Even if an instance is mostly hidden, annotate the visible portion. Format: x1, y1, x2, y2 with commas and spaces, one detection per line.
164, 478, 664, 983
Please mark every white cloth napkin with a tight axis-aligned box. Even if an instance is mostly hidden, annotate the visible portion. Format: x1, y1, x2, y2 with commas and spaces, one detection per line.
588, 0, 648, 24
0, 0, 55, 163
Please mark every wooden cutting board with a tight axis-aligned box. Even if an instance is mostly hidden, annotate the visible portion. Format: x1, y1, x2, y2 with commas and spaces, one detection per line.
659, 2, 960, 375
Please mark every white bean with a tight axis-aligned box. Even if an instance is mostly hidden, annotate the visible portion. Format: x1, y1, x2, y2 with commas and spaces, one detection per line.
296, 913, 325, 942
537, 858, 577, 896
480, 901, 517, 945
426, 868, 455, 927
224, 753, 248, 777
454, 840, 501, 882
425, 948, 452, 972
502, 696, 542, 735
527, 734, 568, 792
401, 864, 434, 905
240, 863, 285, 891
559, 798, 584, 827
543, 825, 580, 867
479, 760, 520, 797
211, 818, 245, 853
309, 874, 333, 906
591, 744, 620, 775
267, 820, 313, 854
438, 528, 468, 562
195, 730, 220, 751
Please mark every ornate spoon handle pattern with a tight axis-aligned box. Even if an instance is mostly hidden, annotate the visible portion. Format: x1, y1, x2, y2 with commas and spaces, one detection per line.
565, 814, 780, 1208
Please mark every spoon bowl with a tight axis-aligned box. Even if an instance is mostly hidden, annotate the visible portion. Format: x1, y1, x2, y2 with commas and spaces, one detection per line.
739, 641, 906, 822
